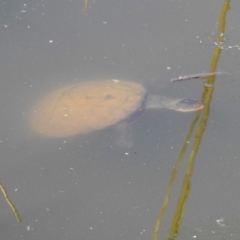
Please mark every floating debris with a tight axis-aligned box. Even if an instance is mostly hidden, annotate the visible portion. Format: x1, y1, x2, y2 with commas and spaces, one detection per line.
171, 71, 229, 82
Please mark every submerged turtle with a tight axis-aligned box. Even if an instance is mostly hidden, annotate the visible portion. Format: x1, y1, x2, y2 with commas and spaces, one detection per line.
29, 79, 204, 138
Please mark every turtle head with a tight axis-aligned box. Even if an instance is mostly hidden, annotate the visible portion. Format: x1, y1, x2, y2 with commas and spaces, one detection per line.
145, 95, 204, 112
175, 98, 204, 112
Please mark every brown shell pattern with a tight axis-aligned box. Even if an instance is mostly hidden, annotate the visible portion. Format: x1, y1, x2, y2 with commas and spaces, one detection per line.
29, 79, 146, 137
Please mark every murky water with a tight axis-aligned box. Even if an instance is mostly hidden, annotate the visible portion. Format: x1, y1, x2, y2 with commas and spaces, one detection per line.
0, 0, 240, 239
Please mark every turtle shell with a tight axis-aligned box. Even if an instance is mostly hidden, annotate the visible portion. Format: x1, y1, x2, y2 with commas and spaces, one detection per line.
29, 79, 146, 137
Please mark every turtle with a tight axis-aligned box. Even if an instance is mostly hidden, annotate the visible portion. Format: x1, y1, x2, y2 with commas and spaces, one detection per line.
29, 79, 204, 138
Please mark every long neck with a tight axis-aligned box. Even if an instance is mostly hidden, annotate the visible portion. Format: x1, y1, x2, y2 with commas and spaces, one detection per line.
145, 95, 180, 111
